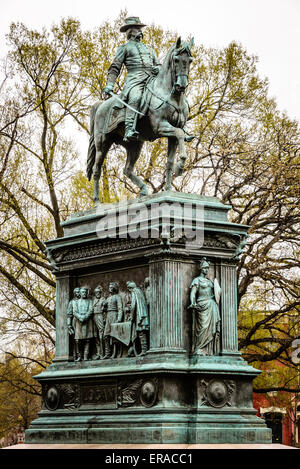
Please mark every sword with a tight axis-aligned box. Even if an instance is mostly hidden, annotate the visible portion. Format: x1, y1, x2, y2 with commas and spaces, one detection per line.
106, 91, 145, 116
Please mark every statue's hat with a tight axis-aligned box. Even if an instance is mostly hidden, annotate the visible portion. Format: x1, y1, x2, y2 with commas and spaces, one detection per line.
120, 16, 147, 32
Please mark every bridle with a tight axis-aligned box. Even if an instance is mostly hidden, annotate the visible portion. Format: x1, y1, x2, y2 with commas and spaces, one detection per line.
170, 50, 190, 91
145, 47, 190, 112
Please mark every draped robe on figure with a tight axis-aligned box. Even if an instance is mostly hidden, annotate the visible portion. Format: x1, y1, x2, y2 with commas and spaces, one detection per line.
190, 276, 221, 355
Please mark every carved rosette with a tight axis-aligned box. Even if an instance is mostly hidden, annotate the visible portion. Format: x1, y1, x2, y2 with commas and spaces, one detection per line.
199, 379, 235, 408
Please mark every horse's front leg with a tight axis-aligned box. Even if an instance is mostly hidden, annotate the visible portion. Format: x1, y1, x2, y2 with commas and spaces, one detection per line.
166, 137, 178, 191
173, 128, 187, 177
157, 122, 187, 181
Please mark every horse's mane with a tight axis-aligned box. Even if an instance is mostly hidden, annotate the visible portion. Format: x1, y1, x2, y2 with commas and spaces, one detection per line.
175, 41, 193, 57
162, 41, 193, 69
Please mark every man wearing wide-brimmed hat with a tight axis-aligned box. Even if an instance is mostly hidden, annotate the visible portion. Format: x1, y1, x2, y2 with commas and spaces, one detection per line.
103, 16, 160, 142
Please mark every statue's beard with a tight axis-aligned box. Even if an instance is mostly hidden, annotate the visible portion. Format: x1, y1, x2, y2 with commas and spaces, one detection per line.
132, 31, 143, 40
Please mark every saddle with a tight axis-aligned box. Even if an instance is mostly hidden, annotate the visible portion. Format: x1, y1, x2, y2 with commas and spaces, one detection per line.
102, 79, 153, 134
102, 99, 126, 134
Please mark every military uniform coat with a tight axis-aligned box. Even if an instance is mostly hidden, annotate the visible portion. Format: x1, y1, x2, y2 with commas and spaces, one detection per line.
107, 39, 159, 102
71, 298, 94, 340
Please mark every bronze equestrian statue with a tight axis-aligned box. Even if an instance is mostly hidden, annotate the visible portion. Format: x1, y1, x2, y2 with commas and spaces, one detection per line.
87, 16, 194, 203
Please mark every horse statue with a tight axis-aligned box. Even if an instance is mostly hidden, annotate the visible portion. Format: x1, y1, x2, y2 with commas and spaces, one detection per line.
87, 37, 194, 203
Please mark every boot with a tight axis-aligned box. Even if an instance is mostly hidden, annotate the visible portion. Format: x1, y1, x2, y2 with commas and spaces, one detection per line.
139, 332, 148, 355
123, 108, 139, 142
95, 339, 104, 360
94, 341, 101, 360
83, 340, 90, 360
124, 128, 139, 142
103, 337, 111, 359
99, 338, 104, 359
74, 340, 81, 362
184, 134, 195, 142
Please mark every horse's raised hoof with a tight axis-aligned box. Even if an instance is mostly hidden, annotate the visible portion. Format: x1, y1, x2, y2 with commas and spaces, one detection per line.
174, 157, 186, 177
138, 189, 148, 198
174, 164, 184, 176
184, 134, 195, 142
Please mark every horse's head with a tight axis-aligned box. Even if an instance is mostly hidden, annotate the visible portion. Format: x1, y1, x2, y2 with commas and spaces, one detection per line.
171, 37, 194, 94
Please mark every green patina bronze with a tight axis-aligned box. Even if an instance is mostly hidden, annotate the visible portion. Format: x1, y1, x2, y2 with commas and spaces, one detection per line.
25, 191, 272, 444
189, 258, 221, 356
24, 18, 272, 445
87, 16, 194, 203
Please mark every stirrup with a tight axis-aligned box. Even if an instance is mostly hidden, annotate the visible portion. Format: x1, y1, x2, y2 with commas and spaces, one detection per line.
123, 129, 140, 142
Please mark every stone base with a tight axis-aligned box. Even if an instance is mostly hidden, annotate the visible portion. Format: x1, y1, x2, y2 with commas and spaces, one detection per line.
25, 356, 271, 445
25, 418, 271, 445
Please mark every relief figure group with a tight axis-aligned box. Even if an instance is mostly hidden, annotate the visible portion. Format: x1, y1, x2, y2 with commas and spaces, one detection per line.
67, 279, 150, 361
67, 258, 222, 361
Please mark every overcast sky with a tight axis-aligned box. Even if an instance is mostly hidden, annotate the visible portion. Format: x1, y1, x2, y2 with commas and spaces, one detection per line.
1, 0, 300, 122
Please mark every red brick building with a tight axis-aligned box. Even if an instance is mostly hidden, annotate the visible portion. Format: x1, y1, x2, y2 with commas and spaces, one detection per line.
253, 392, 300, 446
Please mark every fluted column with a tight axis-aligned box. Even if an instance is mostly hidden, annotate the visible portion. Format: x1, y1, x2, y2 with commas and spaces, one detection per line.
148, 253, 192, 353
53, 272, 73, 362
219, 261, 240, 355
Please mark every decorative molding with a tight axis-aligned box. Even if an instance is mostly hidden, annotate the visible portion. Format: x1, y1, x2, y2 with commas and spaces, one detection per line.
51, 238, 159, 264
50, 232, 241, 265
146, 249, 189, 261
43, 378, 160, 410
117, 378, 159, 408
117, 379, 143, 407
43, 383, 81, 410
203, 234, 239, 250
60, 383, 81, 409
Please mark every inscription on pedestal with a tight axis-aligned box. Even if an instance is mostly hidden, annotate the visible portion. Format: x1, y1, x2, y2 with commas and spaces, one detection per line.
81, 383, 117, 408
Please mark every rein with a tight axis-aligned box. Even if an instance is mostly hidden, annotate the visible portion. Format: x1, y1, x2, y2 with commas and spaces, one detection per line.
146, 52, 188, 115
145, 84, 176, 112
146, 83, 187, 128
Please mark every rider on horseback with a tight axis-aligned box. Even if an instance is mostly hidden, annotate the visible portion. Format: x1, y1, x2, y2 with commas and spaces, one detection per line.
103, 16, 160, 143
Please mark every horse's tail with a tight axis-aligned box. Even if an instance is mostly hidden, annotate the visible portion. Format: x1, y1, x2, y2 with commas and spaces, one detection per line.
87, 102, 100, 181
